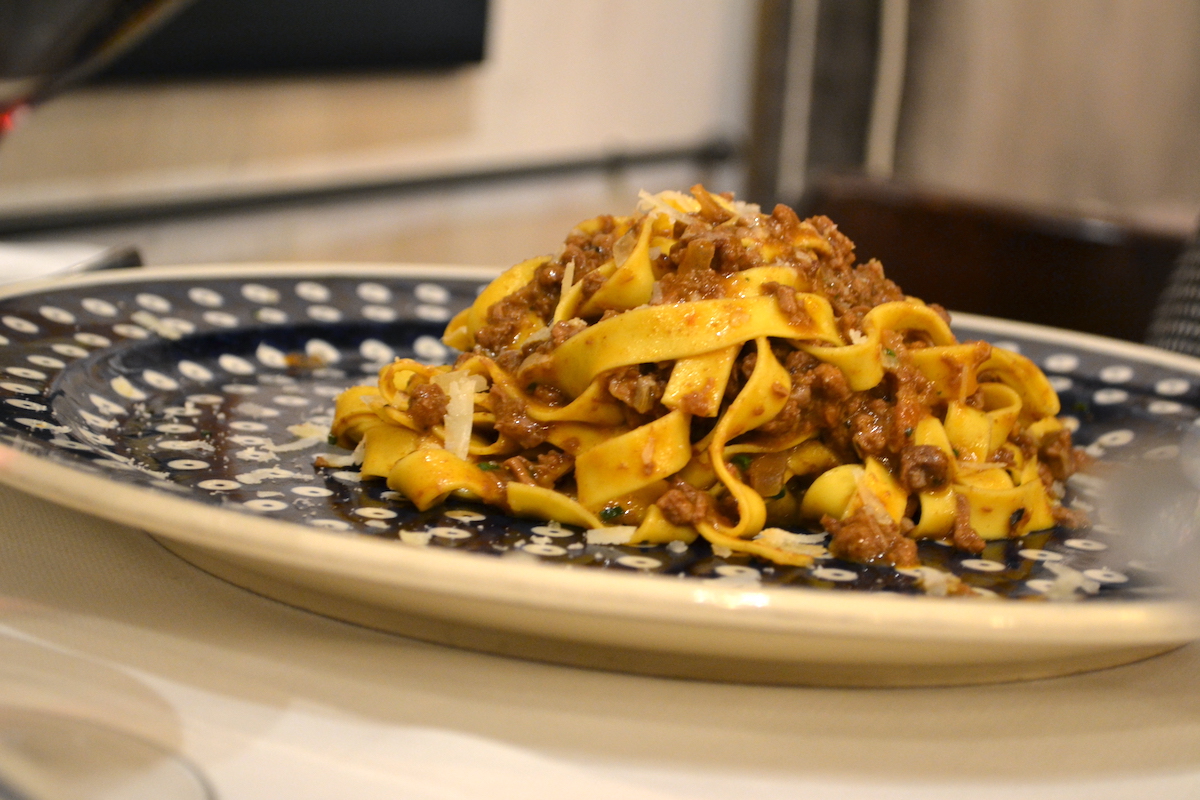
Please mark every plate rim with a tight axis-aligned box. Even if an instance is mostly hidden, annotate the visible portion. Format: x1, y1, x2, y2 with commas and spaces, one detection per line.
0, 262, 1194, 651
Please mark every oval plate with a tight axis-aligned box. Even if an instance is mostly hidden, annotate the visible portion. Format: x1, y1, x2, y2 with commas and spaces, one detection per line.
0, 263, 1195, 686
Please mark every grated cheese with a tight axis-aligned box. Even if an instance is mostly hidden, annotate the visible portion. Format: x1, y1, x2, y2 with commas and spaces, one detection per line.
288, 421, 330, 440
585, 526, 637, 545
440, 373, 481, 461
757, 527, 829, 558
1044, 562, 1100, 600
553, 260, 576, 320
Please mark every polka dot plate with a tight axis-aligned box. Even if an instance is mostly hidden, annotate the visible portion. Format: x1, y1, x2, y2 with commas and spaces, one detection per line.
0, 263, 1195, 686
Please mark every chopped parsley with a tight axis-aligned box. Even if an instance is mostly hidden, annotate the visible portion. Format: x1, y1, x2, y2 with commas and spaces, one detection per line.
600, 505, 624, 522
477, 462, 500, 471
327, 434, 338, 445
730, 453, 753, 470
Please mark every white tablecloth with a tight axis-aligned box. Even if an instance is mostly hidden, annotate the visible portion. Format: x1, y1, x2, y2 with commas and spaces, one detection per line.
2, 482, 1199, 799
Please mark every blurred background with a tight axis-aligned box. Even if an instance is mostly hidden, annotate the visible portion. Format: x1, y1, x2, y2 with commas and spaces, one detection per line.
1, 0, 1198, 339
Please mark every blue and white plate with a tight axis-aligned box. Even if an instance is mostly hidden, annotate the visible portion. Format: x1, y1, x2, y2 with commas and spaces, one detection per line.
0, 263, 1194, 686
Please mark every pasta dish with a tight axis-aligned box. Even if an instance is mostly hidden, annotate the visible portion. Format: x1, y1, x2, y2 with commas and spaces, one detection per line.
329, 187, 1086, 568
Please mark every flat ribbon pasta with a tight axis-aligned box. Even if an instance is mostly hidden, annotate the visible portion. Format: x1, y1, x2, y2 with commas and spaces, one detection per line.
329, 186, 1085, 570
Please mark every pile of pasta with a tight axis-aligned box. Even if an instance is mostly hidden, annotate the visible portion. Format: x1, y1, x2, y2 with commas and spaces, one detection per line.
330, 187, 1084, 568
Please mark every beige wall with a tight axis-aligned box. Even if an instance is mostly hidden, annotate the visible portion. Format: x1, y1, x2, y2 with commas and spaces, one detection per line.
0, 0, 755, 219
895, 0, 1200, 232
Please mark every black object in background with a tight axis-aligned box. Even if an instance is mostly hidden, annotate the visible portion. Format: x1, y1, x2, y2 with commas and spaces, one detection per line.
92, 0, 488, 79
797, 174, 1189, 344
1147, 227, 1200, 355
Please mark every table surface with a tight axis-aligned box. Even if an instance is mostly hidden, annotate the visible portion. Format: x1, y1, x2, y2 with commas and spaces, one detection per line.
2, 480, 1200, 800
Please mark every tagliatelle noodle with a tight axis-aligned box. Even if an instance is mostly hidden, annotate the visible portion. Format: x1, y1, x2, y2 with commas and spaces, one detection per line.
329, 186, 1086, 569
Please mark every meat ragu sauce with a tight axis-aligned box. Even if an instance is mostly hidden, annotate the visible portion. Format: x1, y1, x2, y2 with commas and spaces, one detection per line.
442, 186, 1086, 567
339, 186, 1086, 573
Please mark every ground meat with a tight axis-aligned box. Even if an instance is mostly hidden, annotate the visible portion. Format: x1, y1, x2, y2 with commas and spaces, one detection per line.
559, 217, 620, 281
811, 360, 850, 399
822, 509, 918, 567
474, 299, 526, 354
1039, 429, 1085, 481
849, 400, 892, 459
550, 318, 587, 347
407, 383, 447, 430
882, 336, 937, 447
988, 447, 1016, 467
899, 444, 951, 492
579, 269, 608, 304
656, 481, 718, 527
489, 385, 548, 448
755, 377, 810, 437
1013, 431, 1038, 460
655, 239, 727, 303
494, 348, 524, 375
950, 494, 986, 554
1052, 504, 1090, 529
474, 262, 564, 354
761, 282, 812, 327
503, 455, 536, 485
502, 451, 574, 489
808, 216, 903, 306
606, 365, 667, 414
531, 383, 569, 407
763, 358, 857, 450
530, 450, 574, 488
674, 215, 761, 274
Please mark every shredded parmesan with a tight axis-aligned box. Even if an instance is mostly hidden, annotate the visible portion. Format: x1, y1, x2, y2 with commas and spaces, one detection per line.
431, 371, 487, 393
1044, 563, 1100, 600
235, 447, 278, 463
315, 439, 365, 469
637, 189, 699, 221
586, 526, 637, 545
441, 373, 480, 460
267, 435, 324, 453
553, 260, 576, 320
918, 567, 952, 597
561, 260, 575, 294
757, 527, 829, 558
315, 452, 356, 468
856, 482, 895, 527
288, 421, 331, 439
235, 467, 307, 485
